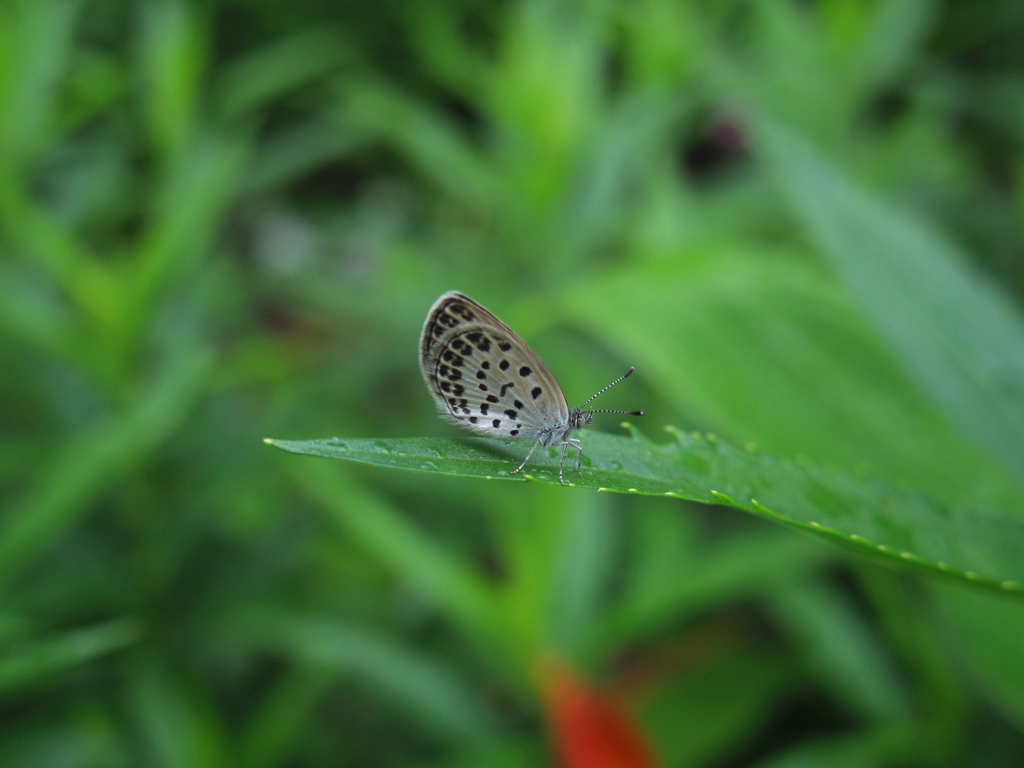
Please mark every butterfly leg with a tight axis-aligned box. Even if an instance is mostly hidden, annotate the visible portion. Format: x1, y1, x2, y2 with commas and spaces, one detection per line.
511, 438, 543, 476
571, 439, 584, 475
557, 439, 583, 485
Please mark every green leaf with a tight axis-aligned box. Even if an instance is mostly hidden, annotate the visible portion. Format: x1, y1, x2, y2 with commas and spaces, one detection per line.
936, 585, 1024, 730
290, 460, 504, 646
756, 116, 1024, 489
0, 350, 213, 586
215, 28, 349, 123
0, 0, 82, 167
603, 527, 833, 651
565, 255, 1024, 512
769, 580, 910, 721
0, 618, 143, 693
646, 647, 796, 767
265, 432, 1024, 599
127, 656, 231, 768
751, 725, 925, 768
230, 610, 498, 744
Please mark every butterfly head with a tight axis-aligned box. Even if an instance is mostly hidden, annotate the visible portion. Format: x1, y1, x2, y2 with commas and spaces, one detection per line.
570, 409, 595, 431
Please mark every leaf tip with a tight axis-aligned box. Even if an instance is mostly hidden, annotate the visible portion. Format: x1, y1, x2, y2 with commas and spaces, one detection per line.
620, 421, 645, 439
751, 498, 770, 512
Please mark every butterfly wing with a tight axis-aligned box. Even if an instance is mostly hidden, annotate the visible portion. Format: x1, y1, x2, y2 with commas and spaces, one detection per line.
419, 292, 571, 442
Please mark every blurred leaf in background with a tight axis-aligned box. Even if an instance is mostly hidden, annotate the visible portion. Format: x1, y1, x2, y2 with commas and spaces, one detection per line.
2, 0, 1024, 766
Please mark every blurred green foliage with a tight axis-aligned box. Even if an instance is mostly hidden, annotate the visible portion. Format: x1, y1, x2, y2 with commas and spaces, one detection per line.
2, 0, 1024, 766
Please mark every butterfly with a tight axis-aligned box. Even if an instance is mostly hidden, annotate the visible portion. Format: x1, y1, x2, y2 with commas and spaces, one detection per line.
419, 291, 643, 484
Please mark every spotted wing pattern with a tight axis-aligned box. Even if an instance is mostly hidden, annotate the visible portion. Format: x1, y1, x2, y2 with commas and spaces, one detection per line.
419, 292, 571, 442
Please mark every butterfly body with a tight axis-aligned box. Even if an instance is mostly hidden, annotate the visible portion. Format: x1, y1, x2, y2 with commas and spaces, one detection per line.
419, 291, 642, 483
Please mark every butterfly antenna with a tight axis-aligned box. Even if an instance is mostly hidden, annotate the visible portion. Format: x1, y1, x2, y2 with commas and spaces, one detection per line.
580, 367, 645, 416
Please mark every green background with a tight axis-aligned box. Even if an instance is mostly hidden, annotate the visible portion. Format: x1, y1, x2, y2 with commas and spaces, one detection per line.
3, 0, 1024, 765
